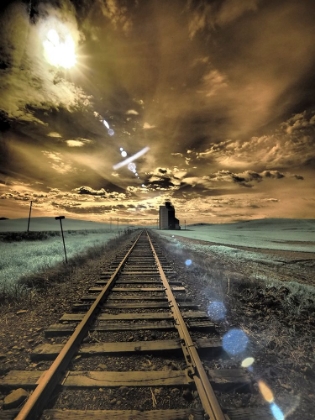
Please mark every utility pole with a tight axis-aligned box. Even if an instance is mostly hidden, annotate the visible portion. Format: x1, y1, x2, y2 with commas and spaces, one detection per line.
27, 201, 32, 233
55, 216, 68, 263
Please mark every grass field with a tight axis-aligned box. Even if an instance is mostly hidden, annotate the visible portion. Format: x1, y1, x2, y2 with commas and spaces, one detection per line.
0, 228, 126, 299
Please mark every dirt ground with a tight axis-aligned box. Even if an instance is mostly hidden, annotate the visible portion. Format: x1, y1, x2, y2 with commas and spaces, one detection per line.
0, 232, 314, 418
174, 236, 315, 286
163, 235, 315, 419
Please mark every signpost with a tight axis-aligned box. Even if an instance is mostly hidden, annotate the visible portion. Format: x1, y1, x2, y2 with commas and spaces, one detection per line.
55, 216, 68, 263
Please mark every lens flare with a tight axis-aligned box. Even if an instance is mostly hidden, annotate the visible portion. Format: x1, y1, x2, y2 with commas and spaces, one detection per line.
257, 381, 285, 420
185, 259, 192, 266
128, 162, 136, 172
270, 403, 285, 420
241, 357, 255, 368
222, 329, 249, 355
113, 147, 150, 170
207, 301, 227, 321
258, 380, 274, 403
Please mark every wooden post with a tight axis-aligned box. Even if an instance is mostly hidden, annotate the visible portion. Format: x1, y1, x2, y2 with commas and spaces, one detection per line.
55, 216, 68, 263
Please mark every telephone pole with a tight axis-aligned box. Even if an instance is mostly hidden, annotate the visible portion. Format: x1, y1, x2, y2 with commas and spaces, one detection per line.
27, 201, 32, 233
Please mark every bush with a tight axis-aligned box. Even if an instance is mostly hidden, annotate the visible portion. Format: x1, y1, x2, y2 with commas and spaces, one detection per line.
1, 231, 56, 242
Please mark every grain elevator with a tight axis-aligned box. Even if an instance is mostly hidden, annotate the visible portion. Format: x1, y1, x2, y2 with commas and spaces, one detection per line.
159, 201, 180, 230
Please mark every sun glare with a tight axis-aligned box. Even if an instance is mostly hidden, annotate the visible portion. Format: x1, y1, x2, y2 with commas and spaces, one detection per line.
43, 29, 76, 69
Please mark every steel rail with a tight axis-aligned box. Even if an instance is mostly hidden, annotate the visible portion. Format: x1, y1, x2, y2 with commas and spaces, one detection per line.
15, 231, 143, 420
147, 231, 227, 420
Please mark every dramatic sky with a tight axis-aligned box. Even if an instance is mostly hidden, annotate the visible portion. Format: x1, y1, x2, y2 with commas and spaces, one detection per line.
0, 0, 315, 224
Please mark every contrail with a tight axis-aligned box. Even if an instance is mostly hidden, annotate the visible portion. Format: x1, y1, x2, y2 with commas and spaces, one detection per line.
113, 146, 150, 170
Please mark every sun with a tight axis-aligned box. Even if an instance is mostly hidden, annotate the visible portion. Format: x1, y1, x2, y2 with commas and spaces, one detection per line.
43, 29, 76, 69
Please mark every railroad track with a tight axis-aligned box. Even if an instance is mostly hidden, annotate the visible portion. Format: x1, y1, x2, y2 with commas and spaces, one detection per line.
0, 230, 273, 419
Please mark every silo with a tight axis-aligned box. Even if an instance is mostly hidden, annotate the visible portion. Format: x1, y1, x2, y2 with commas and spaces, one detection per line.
159, 201, 180, 229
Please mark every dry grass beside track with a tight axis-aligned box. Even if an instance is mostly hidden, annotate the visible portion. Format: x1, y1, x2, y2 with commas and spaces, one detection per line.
0, 230, 135, 304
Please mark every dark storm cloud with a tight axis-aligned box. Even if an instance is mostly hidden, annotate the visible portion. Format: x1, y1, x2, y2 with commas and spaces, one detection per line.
262, 171, 284, 180
231, 175, 252, 188
143, 167, 191, 195
183, 170, 285, 190
146, 178, 175, 191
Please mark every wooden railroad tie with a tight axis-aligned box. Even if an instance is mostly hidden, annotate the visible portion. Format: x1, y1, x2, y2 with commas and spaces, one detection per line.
30, 338, 222, 360
0, 368, 251, 392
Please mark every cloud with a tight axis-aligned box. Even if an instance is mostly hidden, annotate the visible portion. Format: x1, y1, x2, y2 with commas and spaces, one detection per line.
179, 176, 213, 189
74, 186, 107, 196
264, 198, 279, 203
146, 177, 176, 191
48, 132, 62, 138
261, 170, 284, 179
142, 162, 305, 201
0, 1, 92, 128
143, 122, 156, 129
183, 1, 315, 143
206, 169, 281, 184
199, 69, 228, 97
217, 0, 260, 25
187, 0, 260, 39
66, 140, 85, 147
192, 111, 315, 171
173, 168, 305, 200
145, 166, 188, 190
41, 151, 73, 174
126, 185, 147, 194
98, 0, 133, 34
73, 185, 127, 200
66, 138, 91, 147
